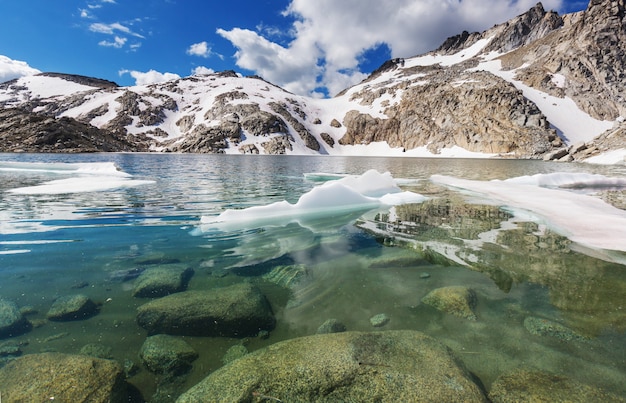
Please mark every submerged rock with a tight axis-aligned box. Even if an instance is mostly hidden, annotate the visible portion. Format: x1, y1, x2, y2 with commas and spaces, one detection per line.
136, 283, 275, 337
262, 264, 309, 288
132, 264, 194, 298
421, 286, 478, 320
176, 330, 488, 402
523, 316, 590, 342
0, 299, 32, 338
222, 344, 249, 365
0, 352, 127, 402
489, 369, 625, 403
316, 318, 347, 334
369, 313, 390, 327
139, 334, 198, 374
46, 294, 99, 321
79, 343, 113, 359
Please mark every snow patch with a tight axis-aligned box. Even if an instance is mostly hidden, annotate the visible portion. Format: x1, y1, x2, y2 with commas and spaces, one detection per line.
474, 59, 614, 145
584, 149, 626, 165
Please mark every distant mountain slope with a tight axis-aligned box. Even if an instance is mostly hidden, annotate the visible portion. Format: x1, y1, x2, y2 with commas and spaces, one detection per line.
0, 0, 624, 161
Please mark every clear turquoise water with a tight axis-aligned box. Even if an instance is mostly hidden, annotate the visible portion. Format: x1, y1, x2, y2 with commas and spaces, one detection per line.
1, 153, 625, 399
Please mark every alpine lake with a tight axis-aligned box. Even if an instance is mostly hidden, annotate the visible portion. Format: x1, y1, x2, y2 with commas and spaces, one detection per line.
1, 153, 625, 401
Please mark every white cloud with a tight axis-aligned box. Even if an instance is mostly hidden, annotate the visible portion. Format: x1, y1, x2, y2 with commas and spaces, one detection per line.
0, 55, 41, 83
217, 27, 321, 96
218, 0, 562, 96
187, 41, 210, 58
192, 66, 215, 76
89, 22, 144, 38
98, 36, 127, 48
119, 69, 181, 86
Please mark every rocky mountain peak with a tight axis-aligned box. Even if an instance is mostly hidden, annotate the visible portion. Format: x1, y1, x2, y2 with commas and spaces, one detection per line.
483, 2, 563, 53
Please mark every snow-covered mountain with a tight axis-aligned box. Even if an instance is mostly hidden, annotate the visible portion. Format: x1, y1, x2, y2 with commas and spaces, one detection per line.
0, 0, 624, 161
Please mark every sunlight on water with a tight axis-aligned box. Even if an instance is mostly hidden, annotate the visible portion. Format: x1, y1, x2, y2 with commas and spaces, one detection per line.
0, 153, 625, 401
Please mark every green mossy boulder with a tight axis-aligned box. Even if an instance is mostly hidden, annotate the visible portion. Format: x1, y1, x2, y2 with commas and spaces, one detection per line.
0, 352, 126, 402
136, 283, 275, 337
177, 330, 488, 402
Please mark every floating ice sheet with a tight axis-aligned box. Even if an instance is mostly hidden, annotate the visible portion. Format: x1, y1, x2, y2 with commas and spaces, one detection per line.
199, 170, 427, 231
3, 161, 154, 194
432, 173, 626, 253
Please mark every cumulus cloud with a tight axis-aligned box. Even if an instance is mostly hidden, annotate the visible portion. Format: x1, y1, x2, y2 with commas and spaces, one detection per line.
119, 69, 181, 86
187, 42, 210, 57
218, 0, 562, 96
192, 66, 215, 75
0, 55, 41, 83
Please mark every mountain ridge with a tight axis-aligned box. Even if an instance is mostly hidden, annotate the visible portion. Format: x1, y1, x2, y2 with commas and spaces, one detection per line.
0, 0, 624, 162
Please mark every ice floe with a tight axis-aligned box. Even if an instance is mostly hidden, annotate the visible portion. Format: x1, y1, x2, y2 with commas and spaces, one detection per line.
199, 170, 427, 231
432, 173, 626, 253
3, 161, 154, 194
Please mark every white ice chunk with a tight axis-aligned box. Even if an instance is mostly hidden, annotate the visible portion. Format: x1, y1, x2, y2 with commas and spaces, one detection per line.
503, 172, 626, 189
432, 174, 626, 252
4, 161, 154, 194
8, 177, 154, 195
200, 170, 426, 231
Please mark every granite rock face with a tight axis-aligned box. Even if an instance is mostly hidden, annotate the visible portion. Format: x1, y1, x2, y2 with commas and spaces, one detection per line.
0, 107, 148, 153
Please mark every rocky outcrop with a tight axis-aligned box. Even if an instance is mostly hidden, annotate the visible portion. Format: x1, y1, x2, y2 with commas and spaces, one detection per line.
0, 108, 148, 152
177, 330, 488, 402
499, 0, 626, 120
341, 70, 561, 157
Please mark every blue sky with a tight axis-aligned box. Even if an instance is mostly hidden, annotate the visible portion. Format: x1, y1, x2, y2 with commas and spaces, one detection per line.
0, 0, 588, 97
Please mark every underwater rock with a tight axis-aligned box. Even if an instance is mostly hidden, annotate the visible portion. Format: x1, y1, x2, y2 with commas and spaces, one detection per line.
523, 316, 590, 342
262, 264, 309, 288
222, 344, 249, 365
489, 369, 625, 403
0, 352, 127, 402
46, 294, 99, 321
176, 330, 488, 402
136, 283, 275, 337
79, 343, 113, 359
106, 267, 145, 282
369, 313, 390, 327
421, 286, 478, 320
139, 334, 198, 374
0, 298, 32, 338
317, 318, 347, 334
0, 340, 23, 357
132, 264, 194, 298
